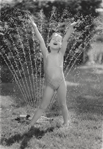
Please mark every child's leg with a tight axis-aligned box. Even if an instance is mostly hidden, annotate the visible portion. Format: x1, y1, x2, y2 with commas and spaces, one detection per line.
29, 86, 54, 127
57, 81, 69, 124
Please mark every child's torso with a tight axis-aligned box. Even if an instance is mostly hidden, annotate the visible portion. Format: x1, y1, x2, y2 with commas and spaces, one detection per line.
44, 52, 64, 80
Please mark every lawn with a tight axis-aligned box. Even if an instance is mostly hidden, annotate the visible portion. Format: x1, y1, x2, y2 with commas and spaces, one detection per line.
0, 64, 103, 149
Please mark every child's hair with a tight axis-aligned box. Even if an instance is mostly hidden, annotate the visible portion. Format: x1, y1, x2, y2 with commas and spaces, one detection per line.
52, 32, 62, 38
48, 32, 63, 43
49, 28, 62, 39
47, 31, 63, 53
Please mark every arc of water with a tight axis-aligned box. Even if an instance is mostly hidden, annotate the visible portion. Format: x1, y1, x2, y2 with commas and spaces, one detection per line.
15, 25, 33, 105
64, 31, 85, 69
31, 26, 39, 107
65, 47, 87, 79
16, 26, 33, 103
64, 41, 78, 69
34, 50, 39, 106
37, 55, 43, 105
8, 34, 32, 103
66, 47, 83, 77
3, 37, 29, 102
64, 28, 90, 74
37, 57, 42, 107
0, 49, 27, 102
65, 34, 91, 78
63, 14, 94, 69
38, 9, 44, 106
22, 22, 35, 105
64, 47, 80, 76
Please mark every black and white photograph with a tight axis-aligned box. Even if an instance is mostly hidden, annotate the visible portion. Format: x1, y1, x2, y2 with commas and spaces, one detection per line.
0, 0, 103, 149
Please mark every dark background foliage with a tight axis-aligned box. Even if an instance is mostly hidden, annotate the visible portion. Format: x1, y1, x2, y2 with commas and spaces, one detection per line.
0, 0, 102, 82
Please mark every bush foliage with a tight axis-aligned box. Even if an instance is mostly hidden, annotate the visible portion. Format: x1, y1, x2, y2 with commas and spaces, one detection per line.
0, 0, 102, 82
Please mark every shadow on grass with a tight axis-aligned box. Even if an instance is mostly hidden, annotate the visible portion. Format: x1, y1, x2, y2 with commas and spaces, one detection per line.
0, 126, 55, 149
75, 95, 103, 115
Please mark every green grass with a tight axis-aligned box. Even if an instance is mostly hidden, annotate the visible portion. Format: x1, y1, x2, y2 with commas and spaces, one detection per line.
0, 65, 103, 149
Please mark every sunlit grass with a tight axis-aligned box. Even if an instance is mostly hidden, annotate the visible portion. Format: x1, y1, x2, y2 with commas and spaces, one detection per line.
0, 65, 103, 149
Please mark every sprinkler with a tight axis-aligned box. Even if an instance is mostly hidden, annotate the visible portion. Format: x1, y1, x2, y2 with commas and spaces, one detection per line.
15, 114, 31, 122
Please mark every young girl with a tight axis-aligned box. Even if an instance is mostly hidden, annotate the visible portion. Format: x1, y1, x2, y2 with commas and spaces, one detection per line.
29, 16, 77, 128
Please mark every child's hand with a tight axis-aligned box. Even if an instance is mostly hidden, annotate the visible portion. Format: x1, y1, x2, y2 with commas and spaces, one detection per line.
29, 15, 37, 27
65, 21, 77, 32
70, 21, 78, 28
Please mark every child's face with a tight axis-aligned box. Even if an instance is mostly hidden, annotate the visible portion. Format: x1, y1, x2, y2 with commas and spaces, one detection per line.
49, 33, 62, 50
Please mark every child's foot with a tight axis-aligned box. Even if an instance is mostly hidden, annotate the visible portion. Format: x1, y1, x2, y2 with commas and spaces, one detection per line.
62, 121, 70, 128
25, 124, 34, 132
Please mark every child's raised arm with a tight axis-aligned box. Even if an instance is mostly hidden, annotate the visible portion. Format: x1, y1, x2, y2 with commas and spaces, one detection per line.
29, 16, 47, 57
60, 22, 77, 55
